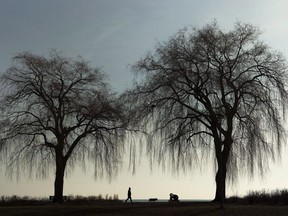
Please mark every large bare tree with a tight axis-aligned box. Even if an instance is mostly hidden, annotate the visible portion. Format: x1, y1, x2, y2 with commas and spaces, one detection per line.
0, 52, 126, 202
129, 22, 288, 207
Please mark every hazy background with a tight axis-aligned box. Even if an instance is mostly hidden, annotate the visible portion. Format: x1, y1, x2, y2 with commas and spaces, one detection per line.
1, 0, 288, 200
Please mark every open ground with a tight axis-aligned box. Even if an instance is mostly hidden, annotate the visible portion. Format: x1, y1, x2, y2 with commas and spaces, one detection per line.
2, 202, 288, 216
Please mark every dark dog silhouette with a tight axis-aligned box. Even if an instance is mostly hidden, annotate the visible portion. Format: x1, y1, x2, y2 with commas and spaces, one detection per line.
149, 198, 158, 202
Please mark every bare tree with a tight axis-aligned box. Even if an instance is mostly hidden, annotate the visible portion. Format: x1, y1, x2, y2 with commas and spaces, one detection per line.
0, 52, 126, 202
129, 21, 288, 207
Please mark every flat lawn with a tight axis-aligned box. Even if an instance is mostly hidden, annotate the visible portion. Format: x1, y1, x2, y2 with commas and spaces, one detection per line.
2, 202, 288, 216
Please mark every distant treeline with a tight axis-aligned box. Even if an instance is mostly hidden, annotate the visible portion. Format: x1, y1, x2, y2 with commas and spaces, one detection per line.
0, 194, 120, 206
227, 189, 288, 205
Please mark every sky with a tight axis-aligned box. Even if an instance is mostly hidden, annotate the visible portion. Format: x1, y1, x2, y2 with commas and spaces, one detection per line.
1, 0, 288, 200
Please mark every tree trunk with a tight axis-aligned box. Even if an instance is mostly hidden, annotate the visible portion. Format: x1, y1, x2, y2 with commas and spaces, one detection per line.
213, 161, 227, 208
52, 150, 67, 203
213, 137, 231, 208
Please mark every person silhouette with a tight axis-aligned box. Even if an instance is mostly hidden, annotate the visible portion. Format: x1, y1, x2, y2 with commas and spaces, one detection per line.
125, 187, 132, 202
169, 193, 179, 202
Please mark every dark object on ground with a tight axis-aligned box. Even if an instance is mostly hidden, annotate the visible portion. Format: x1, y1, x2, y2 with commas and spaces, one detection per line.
149, 198, 158, 202
169, 193, 179, 202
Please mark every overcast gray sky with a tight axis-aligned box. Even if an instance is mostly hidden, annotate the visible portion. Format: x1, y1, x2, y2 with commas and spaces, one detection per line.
1, 0, 288, 200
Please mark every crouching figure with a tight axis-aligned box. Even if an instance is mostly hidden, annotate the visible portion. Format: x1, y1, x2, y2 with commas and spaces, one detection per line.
169, 193, 179, 202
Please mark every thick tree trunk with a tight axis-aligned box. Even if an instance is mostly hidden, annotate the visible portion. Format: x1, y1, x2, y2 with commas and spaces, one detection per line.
211, 110, 233, 208
52, 150, 67, 203
213, 137, 231, 208
213, 162, 227, 208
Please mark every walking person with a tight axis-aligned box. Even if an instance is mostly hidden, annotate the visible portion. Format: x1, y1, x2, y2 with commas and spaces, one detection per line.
125, 187, 132, 202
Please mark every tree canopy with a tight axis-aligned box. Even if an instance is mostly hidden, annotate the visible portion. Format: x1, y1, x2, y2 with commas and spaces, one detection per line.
129, 21, 288, 206
0, 51, 127, 202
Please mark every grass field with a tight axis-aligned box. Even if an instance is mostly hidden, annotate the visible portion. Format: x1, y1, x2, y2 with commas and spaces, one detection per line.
2, 202, 288, 216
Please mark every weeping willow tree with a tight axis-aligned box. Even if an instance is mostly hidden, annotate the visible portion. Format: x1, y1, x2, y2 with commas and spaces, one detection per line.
0, 51, 127, 202
128, 21, 288, 207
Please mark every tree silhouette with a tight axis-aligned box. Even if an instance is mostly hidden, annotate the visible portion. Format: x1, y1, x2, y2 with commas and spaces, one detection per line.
129, 21, 288, 207
0, 52, 126, 202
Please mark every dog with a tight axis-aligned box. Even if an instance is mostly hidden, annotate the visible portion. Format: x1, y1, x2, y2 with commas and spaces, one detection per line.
149, 198, 158, 202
